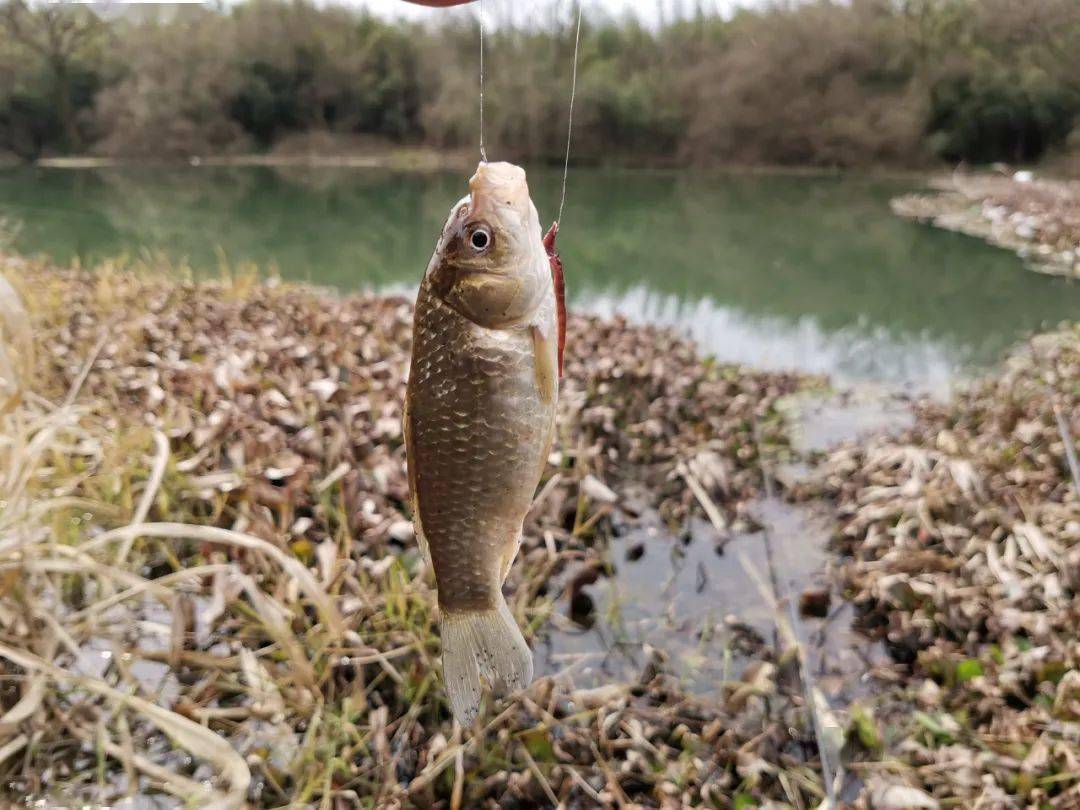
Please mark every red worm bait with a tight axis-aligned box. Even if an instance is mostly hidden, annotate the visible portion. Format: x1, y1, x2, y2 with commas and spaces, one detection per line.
543, 221, 566, 378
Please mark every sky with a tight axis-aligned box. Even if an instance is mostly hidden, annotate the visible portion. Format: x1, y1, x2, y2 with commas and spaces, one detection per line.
351, 0, 759, 28
70, 0, 764, 27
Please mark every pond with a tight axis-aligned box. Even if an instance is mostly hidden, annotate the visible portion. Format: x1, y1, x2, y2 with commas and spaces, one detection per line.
2, 164, 1078, 390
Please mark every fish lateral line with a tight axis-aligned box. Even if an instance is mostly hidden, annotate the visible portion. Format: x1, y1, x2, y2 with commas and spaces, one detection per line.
543, 220, 566, 378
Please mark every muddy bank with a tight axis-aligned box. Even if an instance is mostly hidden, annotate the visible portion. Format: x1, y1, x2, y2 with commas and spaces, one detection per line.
892, 173, 1080, 279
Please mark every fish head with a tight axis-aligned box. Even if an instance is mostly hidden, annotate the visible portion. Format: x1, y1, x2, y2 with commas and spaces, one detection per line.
427, 161, 548, 329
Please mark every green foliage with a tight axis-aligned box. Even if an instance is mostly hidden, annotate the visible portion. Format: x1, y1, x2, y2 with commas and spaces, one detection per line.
850, 702, 883, 750
0, 0, 1078, 167
0, 1, 111, 158
919, 0, 1080, 163
956, 658, 984, 683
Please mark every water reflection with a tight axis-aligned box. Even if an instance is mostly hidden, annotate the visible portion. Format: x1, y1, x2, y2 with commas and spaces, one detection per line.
2, 164, 1077, 387
537, 500, 835, 694
588, 286, 967, 391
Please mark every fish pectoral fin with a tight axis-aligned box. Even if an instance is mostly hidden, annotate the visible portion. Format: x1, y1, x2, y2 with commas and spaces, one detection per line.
531, 324, 557, 405
499, 532, 523, 584
415, 520, 432, 571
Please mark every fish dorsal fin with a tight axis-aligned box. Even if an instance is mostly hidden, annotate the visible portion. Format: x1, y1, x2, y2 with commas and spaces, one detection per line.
402, 394, 432, 569
543, 221, 566, 378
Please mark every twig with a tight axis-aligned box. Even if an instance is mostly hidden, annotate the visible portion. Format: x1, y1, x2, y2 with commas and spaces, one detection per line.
566, 765, 604, 803
589, 741, 629, 807
132, 647, 242, 670
736, 553, 797, 651
0, 734, 27, 766
528, 471, 563, 518
234, 571, 318, 689
787, 600, 837, 807
1053, 404, 1080, 502
116, 429, 170, 563
62, 331, 107, 407
0, 671, 45, 733
751, 421, 783, 606
676, 460, 728, 541
327, 644, 416, 667
450, 723, 464, 810
748, 420, 837, 808
521, 742, 560, 806
70, 562, 233, 622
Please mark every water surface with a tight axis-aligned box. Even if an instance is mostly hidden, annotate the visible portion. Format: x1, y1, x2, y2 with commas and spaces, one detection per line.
3, 164, 1078, 388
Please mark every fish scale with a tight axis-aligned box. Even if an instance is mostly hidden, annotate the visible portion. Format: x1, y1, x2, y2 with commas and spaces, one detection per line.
409, 283, 552, 611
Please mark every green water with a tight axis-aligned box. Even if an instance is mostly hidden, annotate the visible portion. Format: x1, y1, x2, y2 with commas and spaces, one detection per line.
3, 164, 1077, 388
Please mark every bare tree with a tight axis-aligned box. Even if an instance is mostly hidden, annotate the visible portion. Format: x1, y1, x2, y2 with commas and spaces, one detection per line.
1, 0, 104, 151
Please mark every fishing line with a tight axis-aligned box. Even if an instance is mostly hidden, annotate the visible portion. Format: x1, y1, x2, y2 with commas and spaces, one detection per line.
557, 0, 584, 226
478, 0, 487, 161
476, 0, 582, 224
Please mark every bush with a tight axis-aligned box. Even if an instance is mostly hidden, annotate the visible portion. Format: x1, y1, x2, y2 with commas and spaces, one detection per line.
921, 0, 1080, 164
1, 0, 1078, 168
91, 9, 247, 158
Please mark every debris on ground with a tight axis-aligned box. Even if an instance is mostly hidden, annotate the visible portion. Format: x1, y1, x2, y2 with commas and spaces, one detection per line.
3, 252, 1075, 807
797, 323, 1080, 807
1, 255, 829, 807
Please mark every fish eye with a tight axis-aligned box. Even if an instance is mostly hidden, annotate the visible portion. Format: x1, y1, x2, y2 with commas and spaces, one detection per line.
469, 226, 491, 252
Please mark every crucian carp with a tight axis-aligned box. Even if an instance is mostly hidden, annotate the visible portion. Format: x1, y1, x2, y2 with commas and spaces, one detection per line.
404, 161, 565, 724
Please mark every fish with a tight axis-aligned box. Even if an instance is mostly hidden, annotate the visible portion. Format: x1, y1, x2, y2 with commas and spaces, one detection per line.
404, 161, 565, 724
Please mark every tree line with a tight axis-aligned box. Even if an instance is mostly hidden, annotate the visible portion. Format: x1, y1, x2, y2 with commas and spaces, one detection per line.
1, 0, 1079, 168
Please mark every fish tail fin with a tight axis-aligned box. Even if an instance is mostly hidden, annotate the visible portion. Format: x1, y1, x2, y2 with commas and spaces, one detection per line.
439, 596, 533, 725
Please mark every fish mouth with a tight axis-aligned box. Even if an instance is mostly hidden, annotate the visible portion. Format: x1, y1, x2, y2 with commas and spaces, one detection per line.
469, 161, 529, 220
455, 266, 504, 280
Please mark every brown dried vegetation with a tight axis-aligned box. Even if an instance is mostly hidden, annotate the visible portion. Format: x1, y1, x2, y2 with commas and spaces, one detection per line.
799, 324, 1080, 807
2, 253, 1076, 807
1, 255, 826, 807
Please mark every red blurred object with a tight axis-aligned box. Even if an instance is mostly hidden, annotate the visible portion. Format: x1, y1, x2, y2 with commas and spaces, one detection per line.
400, 0, 476, 6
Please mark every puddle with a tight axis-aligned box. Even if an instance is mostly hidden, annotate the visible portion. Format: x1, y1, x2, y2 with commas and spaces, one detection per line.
802, 600, 892, 707
537, 498, 853, 695
780, 385, 916, 455
535, 382, 909, 703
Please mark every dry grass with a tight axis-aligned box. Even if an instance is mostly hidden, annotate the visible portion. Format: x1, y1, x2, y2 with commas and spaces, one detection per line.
6, 251, 1073, 807
0, 254, 830, 807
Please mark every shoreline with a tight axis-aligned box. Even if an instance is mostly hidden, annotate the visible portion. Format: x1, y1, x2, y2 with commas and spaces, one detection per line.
20, 151, 945, 181
29, 147, 472, 173
2, 255, 822, 806
1, 253, 1075, 806
893, 172, 1080, 280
